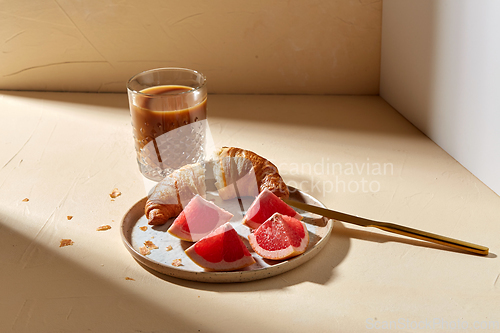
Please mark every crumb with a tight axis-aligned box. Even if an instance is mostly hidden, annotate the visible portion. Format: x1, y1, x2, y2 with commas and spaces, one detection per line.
140, 240, 158, 255
139, 246, 151, 255
59, 239, 74, 247
144, 240, 158, 249
109, 188, 121, 198
125, 277, 135, 281
172, 259, 182, 267
96, 225, 112, 231
166, 245, 173, 251
139, 226, 148, 231
67, 216, 73, 220
22, 198, 29, 202
151, 236, 154, 239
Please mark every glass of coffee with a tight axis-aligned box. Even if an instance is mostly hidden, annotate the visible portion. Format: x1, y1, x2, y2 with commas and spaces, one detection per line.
127, 68, 207, 181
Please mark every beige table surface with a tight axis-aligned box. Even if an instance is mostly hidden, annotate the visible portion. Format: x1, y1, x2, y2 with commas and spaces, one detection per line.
1, 91, 499, 333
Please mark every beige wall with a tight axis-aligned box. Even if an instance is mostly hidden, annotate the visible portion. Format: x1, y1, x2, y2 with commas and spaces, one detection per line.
0, 0, 382, 94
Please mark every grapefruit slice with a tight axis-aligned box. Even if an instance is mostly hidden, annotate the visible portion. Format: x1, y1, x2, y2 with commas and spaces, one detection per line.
168, 195, 233, 242
243, 189, 302, 229
185, 222, 256, 271
248, 213, 309, 260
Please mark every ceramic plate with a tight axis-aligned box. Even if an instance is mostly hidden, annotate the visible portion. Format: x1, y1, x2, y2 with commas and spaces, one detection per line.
121, 187, 333, 283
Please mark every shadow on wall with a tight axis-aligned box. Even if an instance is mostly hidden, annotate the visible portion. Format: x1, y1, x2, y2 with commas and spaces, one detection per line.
380, 0, 500, 195
380, 0, 438, 136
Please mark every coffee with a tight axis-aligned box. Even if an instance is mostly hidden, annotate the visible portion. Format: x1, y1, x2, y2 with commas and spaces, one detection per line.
130, 85, 207, 153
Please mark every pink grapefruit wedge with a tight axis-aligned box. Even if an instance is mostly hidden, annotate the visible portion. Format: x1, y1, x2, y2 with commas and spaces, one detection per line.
243, 189, 302, 229
248, 213, 309, 260
168, 195, 233, 242
185, 222, 256, 271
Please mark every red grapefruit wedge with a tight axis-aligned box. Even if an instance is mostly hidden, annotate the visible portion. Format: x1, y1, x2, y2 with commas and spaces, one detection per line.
168, 195, 233, 242
243, 189, 302, 229
185, 222, 256, 271
248, 213, 309, 260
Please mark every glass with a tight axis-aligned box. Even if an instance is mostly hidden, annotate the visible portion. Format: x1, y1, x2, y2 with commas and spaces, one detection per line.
127, 68, 207, 181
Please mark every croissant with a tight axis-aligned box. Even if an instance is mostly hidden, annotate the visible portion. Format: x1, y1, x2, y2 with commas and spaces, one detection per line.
144, 147, 289, 225
213, 147, 289, 200
145, 163, 205, 225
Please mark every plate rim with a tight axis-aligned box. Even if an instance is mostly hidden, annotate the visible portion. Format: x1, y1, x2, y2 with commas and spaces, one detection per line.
120, 188, 333, 283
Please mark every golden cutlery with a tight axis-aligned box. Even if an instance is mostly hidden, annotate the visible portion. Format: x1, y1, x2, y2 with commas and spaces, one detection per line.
283, 198, 489, 256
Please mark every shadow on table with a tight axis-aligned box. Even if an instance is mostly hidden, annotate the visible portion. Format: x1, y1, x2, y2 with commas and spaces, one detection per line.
0, 90, 419, 137
0, 90, 130, 110
144, 218, 496, 290
0, 214, 203, 332
207, 94, 418, 136
334, 223, 496, 258
141, 222, 351, 291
